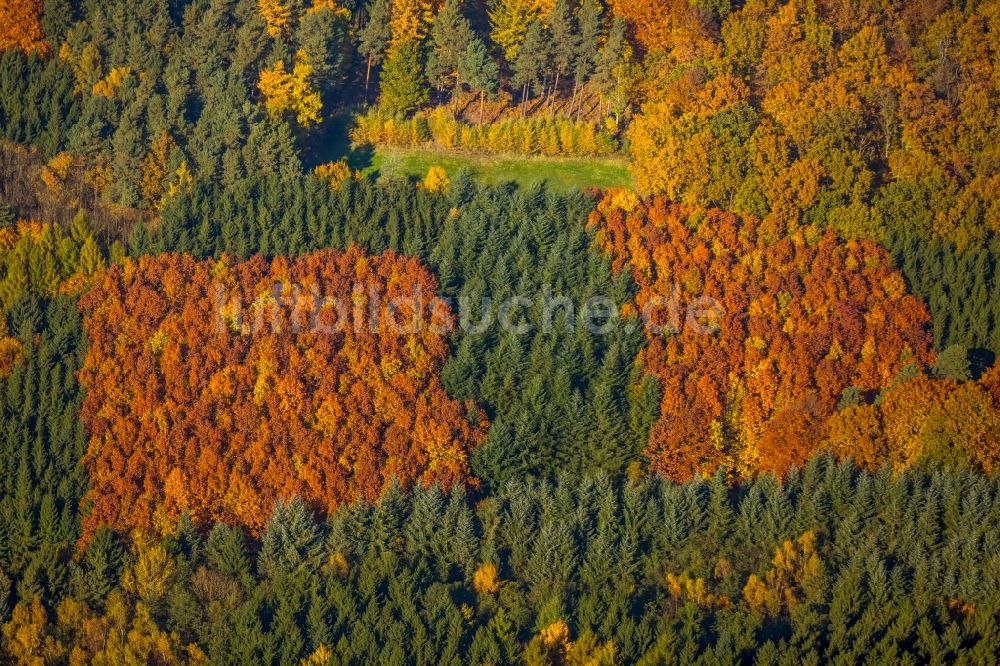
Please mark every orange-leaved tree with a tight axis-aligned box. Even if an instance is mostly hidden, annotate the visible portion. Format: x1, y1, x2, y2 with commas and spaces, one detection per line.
78, 249, 485, 540
0, 0, 47, 54
826, 366, 1000, 474
590, 193, 934, 480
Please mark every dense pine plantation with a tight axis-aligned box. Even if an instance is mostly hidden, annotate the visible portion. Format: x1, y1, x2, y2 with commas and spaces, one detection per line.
0, 296, 88, 607
161, 463, 1000, 664
887, 233, 1000, 360
6, 454, 1000, 663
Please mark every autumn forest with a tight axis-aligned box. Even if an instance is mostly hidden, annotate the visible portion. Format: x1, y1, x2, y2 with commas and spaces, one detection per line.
0, 0, 999, 662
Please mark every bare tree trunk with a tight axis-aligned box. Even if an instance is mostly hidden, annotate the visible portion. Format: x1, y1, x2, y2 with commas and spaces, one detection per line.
364, 54, 373, 104
521, 83, 528, 118
479, 90, 485, 125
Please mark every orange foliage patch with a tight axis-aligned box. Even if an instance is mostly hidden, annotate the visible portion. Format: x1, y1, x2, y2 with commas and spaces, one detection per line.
78, 249, 485, 539
826, 371, 1000, 474
0, 0, 47, 54
590, 194, 933, 480
606, 0, 712, 59
0, 337, 24, 376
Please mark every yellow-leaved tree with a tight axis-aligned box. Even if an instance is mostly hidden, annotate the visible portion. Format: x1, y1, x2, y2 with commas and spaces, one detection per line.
140, 131, 179, 209
389, 0, 434, 48
743, 531, 823, 616
1, 595, 65, 664
489, 0, 536, 62
422, 165, 450, 194
258, 0, 292, 38
91, 67, 132, 98
258, 52, 323, 127
314, 160, 354, 190
122, 541, 176, 605
523, 620, 616, 666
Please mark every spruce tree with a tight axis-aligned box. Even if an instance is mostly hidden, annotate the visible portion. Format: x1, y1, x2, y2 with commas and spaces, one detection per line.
573, 0, 602, 117
511, 19, 547, 115
425, 0, 474, 102
458, 38, 499, 125
379, 39, 429, 116
296, 1, 351, 95
628, 373, 660, 454
0, 570, 9, 624
358, 0, 392, 101
259, 498, 324, 579
592, 15, 627, 116
272, 586, 306, 664
547, 0, 578, 103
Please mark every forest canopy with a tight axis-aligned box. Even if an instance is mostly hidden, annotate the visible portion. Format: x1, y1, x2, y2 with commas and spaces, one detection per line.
0, 0, 999, 662
78, 249, 483, 538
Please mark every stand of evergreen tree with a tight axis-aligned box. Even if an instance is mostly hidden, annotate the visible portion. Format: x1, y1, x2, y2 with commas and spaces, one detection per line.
5, 456, 1000, 663
0, 51, 78, 158
887, 231, 1000, 362
0, 295, 88, 611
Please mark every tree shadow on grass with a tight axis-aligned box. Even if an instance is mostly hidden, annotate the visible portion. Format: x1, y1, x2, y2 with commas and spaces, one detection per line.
345, 143, 375, 173
300, 112, 376, 173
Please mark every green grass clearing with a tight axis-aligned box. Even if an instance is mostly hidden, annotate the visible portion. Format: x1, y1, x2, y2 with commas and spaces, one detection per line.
365, 146, 633, 192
